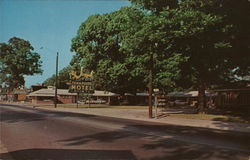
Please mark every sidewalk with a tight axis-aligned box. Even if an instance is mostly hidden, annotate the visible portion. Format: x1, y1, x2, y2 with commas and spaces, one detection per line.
27, 105, 250, 133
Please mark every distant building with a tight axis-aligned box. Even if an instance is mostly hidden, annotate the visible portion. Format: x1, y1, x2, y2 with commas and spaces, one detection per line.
0, 87, 29, 102
13, 88, 29, 101
120, 93, 150, 106
89, 90, 120, 105
31, 84, 47, 92
214, 88, 250, 107
0, 88, 8, 101
167, 88, 250, 107
167, 91, 217, 107
27, 88, 121, 105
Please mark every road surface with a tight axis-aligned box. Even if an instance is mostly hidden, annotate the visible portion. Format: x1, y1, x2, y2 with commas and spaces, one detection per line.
0, 104, 249, 160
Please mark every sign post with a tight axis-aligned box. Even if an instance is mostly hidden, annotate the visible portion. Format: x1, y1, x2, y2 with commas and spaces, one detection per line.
153, 88, 159, 119
68, 68, 94, 108
76, 93, 79, 108
154, 96, 158, 119
88, 94, 90, 108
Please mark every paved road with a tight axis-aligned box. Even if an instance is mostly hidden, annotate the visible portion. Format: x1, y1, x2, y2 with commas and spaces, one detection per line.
0, 104, 249, 160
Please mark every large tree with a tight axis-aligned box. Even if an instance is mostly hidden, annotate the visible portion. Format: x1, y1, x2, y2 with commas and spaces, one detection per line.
130, 0, 178, 12
71, 0, 249, 112
129, 0, 250, 112
71, 7, 147, 94
0, 37, 43, 88
43, 66, 71, 89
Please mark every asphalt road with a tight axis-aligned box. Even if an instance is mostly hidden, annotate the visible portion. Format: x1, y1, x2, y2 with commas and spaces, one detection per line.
0, 104, 249, 160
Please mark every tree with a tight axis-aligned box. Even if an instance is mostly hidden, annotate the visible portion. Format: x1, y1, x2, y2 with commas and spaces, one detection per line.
128, 0, 250, 112
179, 0, 250, 76
171, 0, 250, 112
0, 37, 43, 88
121, 8, 225, 113
130, 0, 178, 13
71, 0, 250, 113
71, 7, 147, 94
43, 66, 71, 89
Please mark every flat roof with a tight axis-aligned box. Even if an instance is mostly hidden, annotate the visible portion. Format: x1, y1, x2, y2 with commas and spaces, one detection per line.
168, 91, 216, 97
213, 88, 250, 92
27, 89, 119, 97
27, 89, 77, 97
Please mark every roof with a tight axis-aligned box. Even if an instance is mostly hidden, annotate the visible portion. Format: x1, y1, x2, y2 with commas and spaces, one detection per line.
167, 91, 216, 97
28, 89, 120, 97
27, 89, 77, 97
13, 89, 29, 94
92, 90, 119, 97
213, 88, 250, 92
124, 93, 150, 96
136, 93, 149, 96
243, 76, 250, 81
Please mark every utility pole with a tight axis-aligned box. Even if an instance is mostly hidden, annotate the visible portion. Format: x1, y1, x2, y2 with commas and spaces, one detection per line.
148, 43, 158, 118
54, 52, 59, 108
148, 52, 153, 118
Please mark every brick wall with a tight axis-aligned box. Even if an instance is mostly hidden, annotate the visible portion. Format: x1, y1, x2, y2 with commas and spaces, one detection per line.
31, 95, 76, 104
17, 94, 26, 101
32, 97, 54, 104
58, 95, 76, 104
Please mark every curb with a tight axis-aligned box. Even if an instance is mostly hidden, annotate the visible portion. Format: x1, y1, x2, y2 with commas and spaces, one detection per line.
2, 103, 250, 133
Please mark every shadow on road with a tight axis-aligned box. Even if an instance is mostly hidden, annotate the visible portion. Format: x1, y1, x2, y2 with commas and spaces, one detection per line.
0, 149, 137, 160
57, 125, 250, 160
1, 104, 250, 160
0, 110, 46, 123
0, 104, 96, 123
129, 124, 250, 148
140, 140, 248, 160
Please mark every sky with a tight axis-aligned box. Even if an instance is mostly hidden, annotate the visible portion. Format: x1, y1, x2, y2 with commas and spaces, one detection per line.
0, 0, 130, 87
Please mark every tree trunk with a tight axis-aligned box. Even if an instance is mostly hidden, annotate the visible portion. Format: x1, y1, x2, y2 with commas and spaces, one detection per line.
148, 53, 153, 118
198, 81, 206, 113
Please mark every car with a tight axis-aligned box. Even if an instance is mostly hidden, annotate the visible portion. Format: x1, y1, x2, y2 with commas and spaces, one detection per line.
174, 100, 188, 105
85, 99, 106, 104
169, 100, 188, 106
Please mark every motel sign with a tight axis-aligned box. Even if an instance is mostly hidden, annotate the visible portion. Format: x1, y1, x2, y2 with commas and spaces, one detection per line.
69, 68, 94, 94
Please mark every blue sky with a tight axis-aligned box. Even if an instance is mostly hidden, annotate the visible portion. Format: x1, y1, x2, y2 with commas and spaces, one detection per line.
0, 0, 130, 87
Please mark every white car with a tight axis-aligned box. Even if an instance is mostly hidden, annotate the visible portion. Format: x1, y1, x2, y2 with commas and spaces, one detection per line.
169, 100, 188, 106
85, 99, 106, 104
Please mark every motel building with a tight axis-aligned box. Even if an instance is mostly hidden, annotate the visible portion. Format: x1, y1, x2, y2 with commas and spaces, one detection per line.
27, 86, 77, 104
27, 86, 120, 105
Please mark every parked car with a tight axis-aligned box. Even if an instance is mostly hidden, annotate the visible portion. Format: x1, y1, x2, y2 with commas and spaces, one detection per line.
85, 99, 106, 104
169, 100, 188, 106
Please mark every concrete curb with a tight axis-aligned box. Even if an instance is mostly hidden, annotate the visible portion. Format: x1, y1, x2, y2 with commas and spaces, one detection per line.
2, 103, 250, 133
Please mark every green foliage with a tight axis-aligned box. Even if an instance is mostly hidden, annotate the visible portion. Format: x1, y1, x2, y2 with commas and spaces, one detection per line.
71, 0, 250, 103
178, 0, 250, 85
43, 66, 71, 89
0, 37, 42, 88
129, 0, 250, 87
71, 7, 147, 94
129, 0, 178, 13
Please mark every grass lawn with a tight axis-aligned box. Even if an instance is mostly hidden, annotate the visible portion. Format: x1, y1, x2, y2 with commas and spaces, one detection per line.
33, 103, 250, 124
34, 104, 148, 109
168, 113, 250, 124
